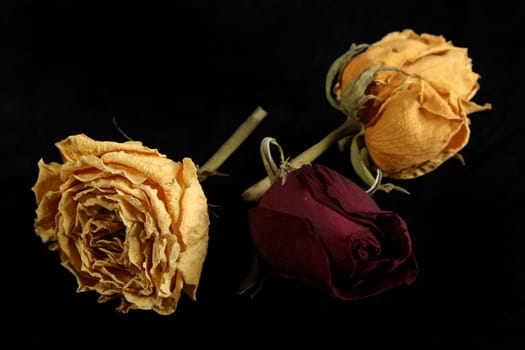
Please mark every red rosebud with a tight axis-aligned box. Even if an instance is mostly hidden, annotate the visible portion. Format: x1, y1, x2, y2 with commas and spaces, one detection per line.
248, 164, 418, 300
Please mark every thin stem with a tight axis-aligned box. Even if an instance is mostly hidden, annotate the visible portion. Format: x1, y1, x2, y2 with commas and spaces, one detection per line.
198, 106, 267, 182
241, 117, 362, 202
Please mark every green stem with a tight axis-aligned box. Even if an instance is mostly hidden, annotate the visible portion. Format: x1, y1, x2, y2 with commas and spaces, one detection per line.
241, 117, 362, 202
198, 106, 267, 182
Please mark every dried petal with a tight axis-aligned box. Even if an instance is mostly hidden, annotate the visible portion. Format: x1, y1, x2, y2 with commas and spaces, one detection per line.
248, 164, 418, 300
333, 29, 492, 178
32, 134, 210, 315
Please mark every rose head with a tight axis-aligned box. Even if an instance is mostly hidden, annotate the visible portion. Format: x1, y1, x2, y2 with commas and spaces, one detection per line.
248, 164, 418, 300
32, 134, 210, 315
334, 29, 492, 179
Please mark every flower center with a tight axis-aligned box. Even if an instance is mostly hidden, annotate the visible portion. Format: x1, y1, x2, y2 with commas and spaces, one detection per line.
352, 238, 381, 261
87, 206, 126, 256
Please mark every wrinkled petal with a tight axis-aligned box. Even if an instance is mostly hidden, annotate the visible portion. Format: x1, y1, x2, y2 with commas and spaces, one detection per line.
32, 134, 210, 315
249, 164, 418, 300
365, 79, 466, 178
178, 158, 210, 299
335, 29, 491, 178
32, 159, 62, 204
56, 133, 161, 163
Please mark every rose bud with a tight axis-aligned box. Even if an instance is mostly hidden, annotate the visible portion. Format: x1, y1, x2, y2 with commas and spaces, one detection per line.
32, 134, 210, 315
332, 29, 492, 179
247, 164, 418, 300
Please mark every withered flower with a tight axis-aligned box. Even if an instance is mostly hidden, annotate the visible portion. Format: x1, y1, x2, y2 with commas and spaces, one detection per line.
32, 134, 209, 314
33, 107, 266, 314
330, 29, 492, 179
247, 163, 418, 299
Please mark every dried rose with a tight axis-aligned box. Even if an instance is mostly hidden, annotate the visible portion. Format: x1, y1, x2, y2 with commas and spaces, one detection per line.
32, 133, 210, 315
247, 163, 418, 300
332, 29, 492, 179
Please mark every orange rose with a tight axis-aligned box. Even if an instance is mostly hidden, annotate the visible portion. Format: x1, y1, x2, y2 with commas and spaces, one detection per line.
32, 134, 210, 315
332, 29, 492, 179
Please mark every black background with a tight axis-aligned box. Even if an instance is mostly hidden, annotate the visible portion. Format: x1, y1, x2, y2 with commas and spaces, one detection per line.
3, 0, 524, 347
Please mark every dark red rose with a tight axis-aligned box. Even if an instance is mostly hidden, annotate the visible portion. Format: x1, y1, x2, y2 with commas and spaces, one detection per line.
248, 164, 418, 300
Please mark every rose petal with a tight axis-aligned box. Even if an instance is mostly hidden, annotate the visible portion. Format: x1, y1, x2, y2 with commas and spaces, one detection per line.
364, 80, 465, 178
299, 164, 380, 213
178, 158, 210, 299
248, 207, 333, 293
32, 134, 210, 315
56, 134, 161, 163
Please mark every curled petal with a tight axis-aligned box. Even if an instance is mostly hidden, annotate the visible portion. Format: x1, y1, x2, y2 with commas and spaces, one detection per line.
32, 134, 210, 315
331, 29, 491, 178
56, 133, 161, 163
365, 80, 467, 178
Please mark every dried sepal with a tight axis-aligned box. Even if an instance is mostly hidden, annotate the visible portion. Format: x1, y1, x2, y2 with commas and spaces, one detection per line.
337, 65, 416, 120
325, 43, 369, 113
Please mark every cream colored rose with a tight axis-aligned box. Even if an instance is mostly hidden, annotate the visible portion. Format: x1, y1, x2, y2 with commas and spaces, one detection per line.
32, 134, 210, 315
334, 29, 492, 179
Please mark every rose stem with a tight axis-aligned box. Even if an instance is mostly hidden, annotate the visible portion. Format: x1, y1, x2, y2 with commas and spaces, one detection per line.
241, 116, 362, 202
198, 106, 268, 182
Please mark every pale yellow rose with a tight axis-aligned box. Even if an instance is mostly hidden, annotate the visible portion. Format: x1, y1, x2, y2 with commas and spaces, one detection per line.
334, 29, 492, 179
32, 133, 210, 315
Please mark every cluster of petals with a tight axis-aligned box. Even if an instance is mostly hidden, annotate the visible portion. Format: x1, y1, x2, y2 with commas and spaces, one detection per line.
32, 134, 209, 315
